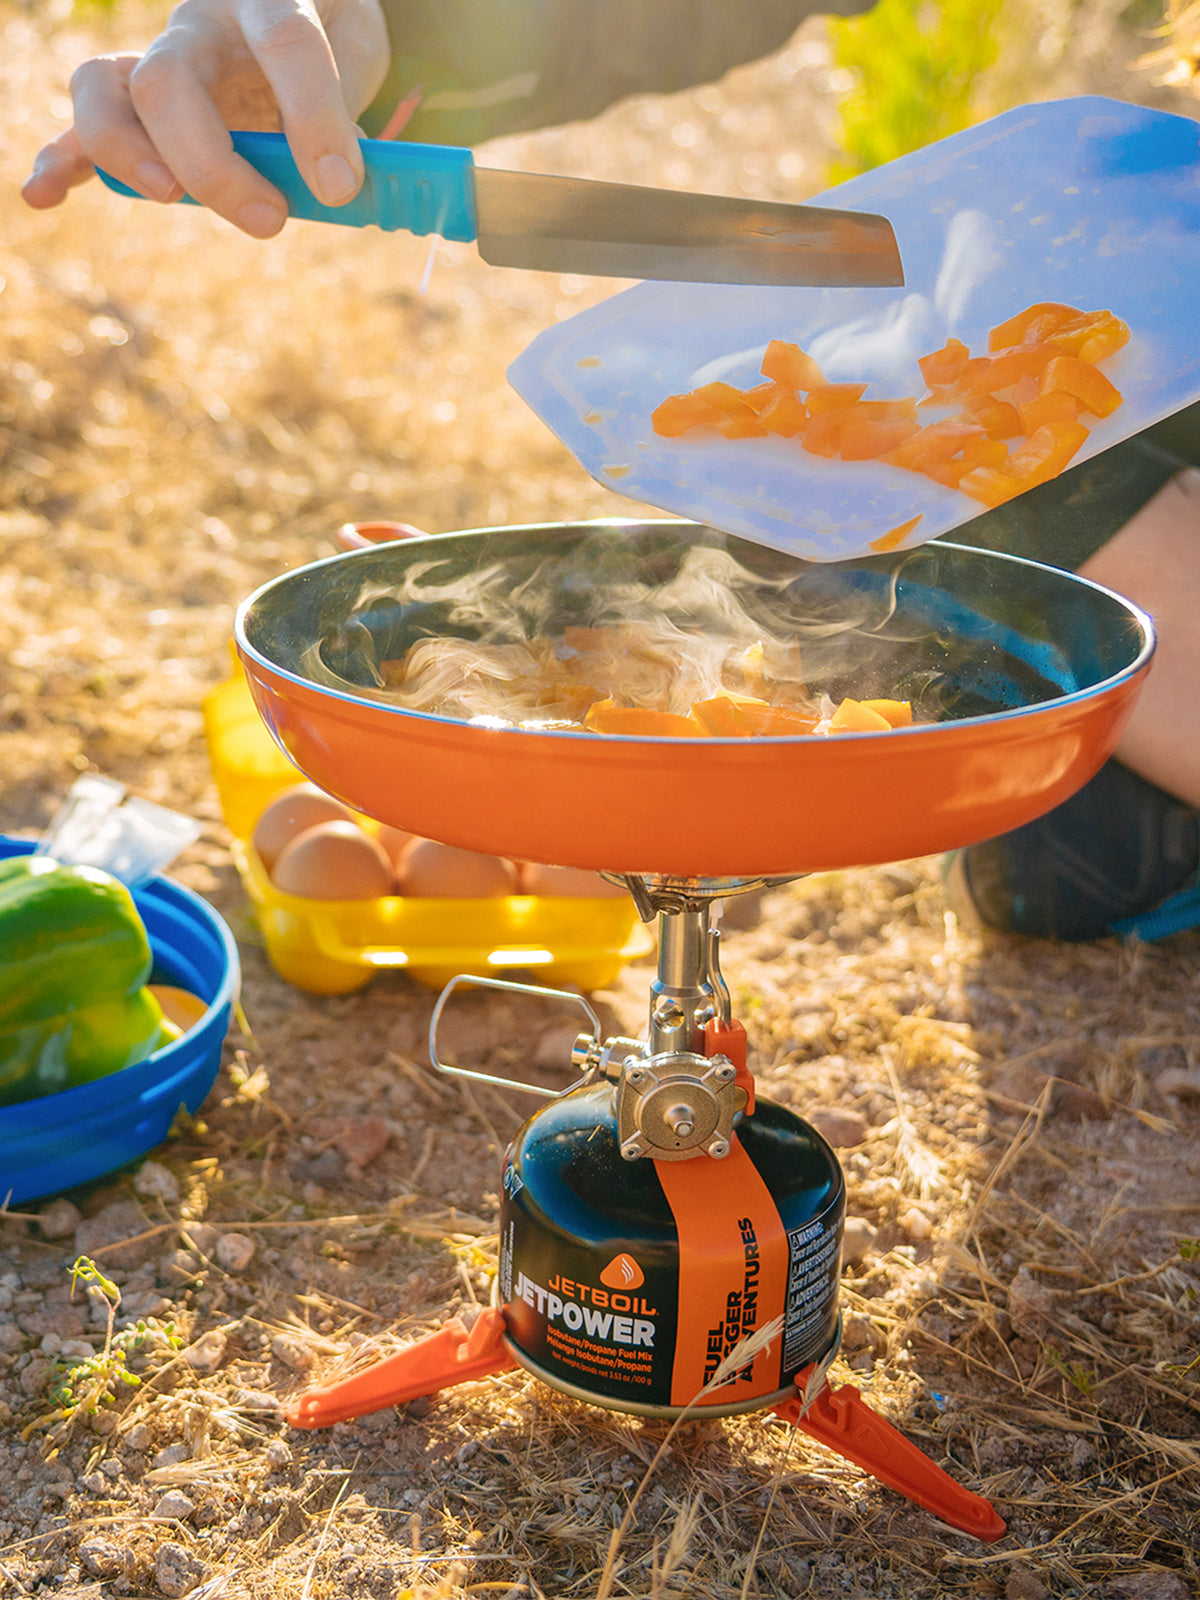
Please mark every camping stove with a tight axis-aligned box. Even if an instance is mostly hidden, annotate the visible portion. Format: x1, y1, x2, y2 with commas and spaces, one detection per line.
246, 515, 1158, 1546
287, 871, 1005, 1541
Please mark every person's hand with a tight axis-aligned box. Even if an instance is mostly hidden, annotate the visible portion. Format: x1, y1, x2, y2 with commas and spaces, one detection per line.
21, 0, 390, 238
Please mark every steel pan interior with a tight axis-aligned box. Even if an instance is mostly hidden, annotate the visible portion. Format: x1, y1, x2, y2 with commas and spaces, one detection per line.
235, 520, 1153, 877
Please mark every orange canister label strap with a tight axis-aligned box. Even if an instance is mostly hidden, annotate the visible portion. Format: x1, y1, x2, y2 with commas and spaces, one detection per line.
656, 1134, 788, 1409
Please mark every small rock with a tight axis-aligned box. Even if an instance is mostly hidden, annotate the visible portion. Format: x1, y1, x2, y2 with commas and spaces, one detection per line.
155, 1539, 204, 1598
152, 1443, 192, 1471
185, 1223, 220, 1257
135, 1160, 182, 1204
807, 1108, 869, 1149
1156, 1066, 1200, 1099
264, 1438, 292, 1469
118, 1290, 172, 1322
125, 1422, 154, 1452
37, 1198, 82, 1239
154, 1489, 197, 1522
230, 1386, 281, 1414
73, 1199, 159, 1271
900, 1206, 934, 1242
18, 1358, 54, 1397
271, 1333, 315, 1373
79, 1536, 131, 1577
1103, 1575, 1194, 1600
215, 1233, 256, 1273
1005, 1569, 1050, 1600
841, 1313, 885, 1354
305, 1115, 391, 1172
841, 1216, 877, 1263
183, 1328, 228, 1373
0, 1323, 27, 1354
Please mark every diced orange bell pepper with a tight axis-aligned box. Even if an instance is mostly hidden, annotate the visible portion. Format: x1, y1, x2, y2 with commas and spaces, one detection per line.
1018, 389, 1081, 433
689, 381, 768, 437
918, 337, 971, 389
752, 705, 821, 735
962, 343, 1056, 397
1005, 419, 1091, 483
838, 414, 921, 461
761, 339, 826, 391
758, 390, 811, 437
987, 302, 1085, 351
1072, 312, 1131, 365
921, 434, 1008, 489
651, 392, 725, 436
869, 515, 923, 553
857, 397, 919, 421
584, 700, 708, 737
691, 692, 767, 736
955, 464, 1020, 508
964, 397, 1023, 439
828, 697, 892, 732
879, 420, 985, 472
740, 380, 790, 415
958, 418, 1090, 506
714, 412, 769, 438
805, 382, 870, 414
859, 698, 913, 727
1039, 353, 1123, 418
800, 410, 851, 458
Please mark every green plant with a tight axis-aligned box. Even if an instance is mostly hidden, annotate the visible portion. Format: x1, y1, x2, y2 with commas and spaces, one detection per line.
1044, 1343, 1096, 1399
22, 1256, 180, 1447
827, 0, 1006, 181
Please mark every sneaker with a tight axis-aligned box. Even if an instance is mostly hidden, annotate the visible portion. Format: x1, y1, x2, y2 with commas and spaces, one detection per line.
943, 758, 1200, 941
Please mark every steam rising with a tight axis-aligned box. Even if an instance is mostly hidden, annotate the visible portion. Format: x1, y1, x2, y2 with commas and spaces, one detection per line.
305, 538, 940, 731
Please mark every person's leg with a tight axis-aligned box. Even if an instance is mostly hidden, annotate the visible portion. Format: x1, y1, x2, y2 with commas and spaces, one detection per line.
944, 417, 1200, 940
1080, 466, 1200, 807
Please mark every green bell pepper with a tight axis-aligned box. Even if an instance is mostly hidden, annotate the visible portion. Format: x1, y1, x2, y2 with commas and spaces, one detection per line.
0, 857, 175, 1106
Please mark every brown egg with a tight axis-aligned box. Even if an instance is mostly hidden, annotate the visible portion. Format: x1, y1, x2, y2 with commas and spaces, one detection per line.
251, 783, 357, 871
398, 840, 519, 898
271, 820, 396, 900
374, 824, 423, 870
520, 863, 629, 898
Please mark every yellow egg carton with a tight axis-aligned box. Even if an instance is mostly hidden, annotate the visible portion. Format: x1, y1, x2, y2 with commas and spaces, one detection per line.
203, 662, 652, 995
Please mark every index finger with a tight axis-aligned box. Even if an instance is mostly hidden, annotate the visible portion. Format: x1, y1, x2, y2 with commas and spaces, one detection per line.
238, 0, 367, 207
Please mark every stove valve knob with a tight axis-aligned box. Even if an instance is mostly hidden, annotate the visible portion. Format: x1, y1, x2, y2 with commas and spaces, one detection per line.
616, 1051, 745, 1162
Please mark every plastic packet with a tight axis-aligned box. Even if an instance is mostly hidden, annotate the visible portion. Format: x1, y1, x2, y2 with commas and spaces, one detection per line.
35, 774, 201, 887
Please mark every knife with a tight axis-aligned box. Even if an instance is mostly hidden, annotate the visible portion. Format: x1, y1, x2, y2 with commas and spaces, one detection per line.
97, 130, 904, 288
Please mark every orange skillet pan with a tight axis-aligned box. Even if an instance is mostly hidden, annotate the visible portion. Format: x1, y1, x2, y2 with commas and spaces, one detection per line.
234, 519, 1152, 880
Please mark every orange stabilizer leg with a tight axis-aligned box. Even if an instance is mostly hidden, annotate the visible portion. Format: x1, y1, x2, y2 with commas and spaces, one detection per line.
286, 1307, 518, 1429
773, 1378, 1007, 1542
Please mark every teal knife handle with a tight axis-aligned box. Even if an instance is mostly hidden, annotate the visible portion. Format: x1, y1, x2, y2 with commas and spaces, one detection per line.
96, 131, 478, 241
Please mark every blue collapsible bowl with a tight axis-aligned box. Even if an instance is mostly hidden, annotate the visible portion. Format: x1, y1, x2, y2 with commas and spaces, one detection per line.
0, 836, 240, 1206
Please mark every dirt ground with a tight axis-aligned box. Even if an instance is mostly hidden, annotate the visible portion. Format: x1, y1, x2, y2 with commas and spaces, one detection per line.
2, 3, 1200, 1597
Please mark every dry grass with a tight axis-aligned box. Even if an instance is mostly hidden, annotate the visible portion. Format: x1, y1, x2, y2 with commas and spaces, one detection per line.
2, 4, 1200, 1597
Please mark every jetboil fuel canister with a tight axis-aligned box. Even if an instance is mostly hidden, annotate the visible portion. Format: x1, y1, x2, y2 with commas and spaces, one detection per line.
497, 1077, 844, 1416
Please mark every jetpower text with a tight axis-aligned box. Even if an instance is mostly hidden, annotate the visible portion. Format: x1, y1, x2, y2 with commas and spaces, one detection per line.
514, 1272, 656, 1348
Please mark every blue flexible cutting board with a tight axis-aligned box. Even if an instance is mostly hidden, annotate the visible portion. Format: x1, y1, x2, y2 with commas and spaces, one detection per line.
508, 97, 1200, 562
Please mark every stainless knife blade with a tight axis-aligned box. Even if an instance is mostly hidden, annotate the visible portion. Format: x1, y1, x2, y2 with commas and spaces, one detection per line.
97, 132, 904, 289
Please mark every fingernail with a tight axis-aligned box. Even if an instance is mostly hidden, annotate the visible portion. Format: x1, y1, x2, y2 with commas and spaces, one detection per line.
315, 153, 358, 206
135, 159, 177, 200
237, 200, 287, 238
